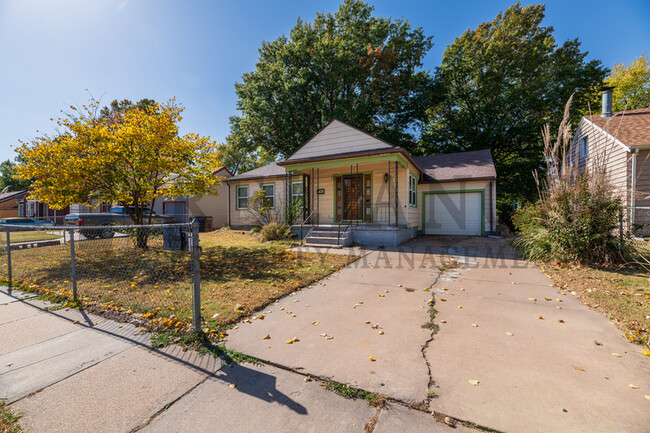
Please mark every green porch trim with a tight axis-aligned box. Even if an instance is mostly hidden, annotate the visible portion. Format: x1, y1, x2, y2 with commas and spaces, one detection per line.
284, 153, 409, 171
421, 189, 485, 236
333, 171, 373, 223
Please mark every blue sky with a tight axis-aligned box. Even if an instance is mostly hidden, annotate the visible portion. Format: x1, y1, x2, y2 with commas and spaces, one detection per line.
1, 0, 648, 161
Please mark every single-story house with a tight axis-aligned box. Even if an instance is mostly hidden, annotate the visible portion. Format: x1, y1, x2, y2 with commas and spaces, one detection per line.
151, 167, 232, 228
225, 120, 497, 247
571, 88, 650, 235
0, 190, 28, 218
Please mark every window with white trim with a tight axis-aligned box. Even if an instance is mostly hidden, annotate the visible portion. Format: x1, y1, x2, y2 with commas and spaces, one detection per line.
291, 182, 303, 202
409, 173, 417, 207
236, 185, 249, 210
261, 183, 275, 208
579, 136, 588, 158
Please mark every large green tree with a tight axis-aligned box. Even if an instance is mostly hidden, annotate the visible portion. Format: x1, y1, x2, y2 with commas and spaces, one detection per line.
0, 156, 31, 191
232, 0, 434, 158
421, 2, 607, 206
216, 116, 277, 175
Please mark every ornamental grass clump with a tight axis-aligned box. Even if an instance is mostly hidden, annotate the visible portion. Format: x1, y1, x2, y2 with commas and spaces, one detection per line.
513, 96, 631, 265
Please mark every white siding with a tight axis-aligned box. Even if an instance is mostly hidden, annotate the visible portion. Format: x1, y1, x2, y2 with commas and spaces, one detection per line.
287, 120, 393, 161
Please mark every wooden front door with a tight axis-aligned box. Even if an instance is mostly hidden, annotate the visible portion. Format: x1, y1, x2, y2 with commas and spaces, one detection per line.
335, 174, 372, 222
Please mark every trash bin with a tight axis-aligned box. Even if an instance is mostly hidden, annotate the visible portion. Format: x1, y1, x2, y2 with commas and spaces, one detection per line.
194, 216, 206, 232
163, 226, 187, 250
204, 216, 213, 232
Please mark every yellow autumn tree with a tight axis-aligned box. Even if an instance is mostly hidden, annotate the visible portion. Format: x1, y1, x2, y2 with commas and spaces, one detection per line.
605, 53, 650, 111
15, 98, 220, 226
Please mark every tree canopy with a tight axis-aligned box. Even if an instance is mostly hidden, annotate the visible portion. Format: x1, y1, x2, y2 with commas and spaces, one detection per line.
420, 2, 607, 205
0, 156, 31, 192
605, 53, 650, 111
231, 0, 434, 158
15, 99, 220, 225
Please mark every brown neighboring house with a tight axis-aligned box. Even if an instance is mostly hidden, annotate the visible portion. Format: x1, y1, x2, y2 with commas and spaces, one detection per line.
0, 190, 28, 218
571, 88, 650, 235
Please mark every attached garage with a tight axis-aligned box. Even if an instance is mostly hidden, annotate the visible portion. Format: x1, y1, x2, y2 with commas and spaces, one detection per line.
423, 191, 484, 236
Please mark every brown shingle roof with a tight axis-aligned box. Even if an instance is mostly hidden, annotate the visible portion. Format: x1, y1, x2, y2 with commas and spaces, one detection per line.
587, 108, 650, 148
225, 162, 286, 182
414, 149, 496, 182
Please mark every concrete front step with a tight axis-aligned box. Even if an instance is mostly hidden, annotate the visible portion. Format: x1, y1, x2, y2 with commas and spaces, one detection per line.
304, 236, 344, 246
302, 243, 344, 249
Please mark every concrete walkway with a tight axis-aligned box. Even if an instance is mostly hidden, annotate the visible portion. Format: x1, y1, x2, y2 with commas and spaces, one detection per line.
0, 287, 466, 433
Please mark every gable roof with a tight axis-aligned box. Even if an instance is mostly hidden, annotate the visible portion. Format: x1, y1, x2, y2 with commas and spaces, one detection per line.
286, 119, 395, 161
0, 190, 27, 203
584, 108, 650, 149
414, 150, 496, 183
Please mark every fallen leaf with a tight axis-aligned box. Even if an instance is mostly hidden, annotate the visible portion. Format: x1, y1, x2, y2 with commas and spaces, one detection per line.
538, 316, 544, 320
468, 379, 479, 386
440, 320, 447, 323
644, 395, 650, 400
364, 320, 371, 324
6, 362, 13, 367
304, 377, 311, 382
460, 288, 466, 291
257, 315, 265, 320
444, 416, 457, 427
594, 341, 602, 346
378, 294, 385, 298
423, 287, 430, 291
641, 350, 650, 356
472, 323, 478, 327
323, 334, 333, 339
263, 334, 270, 340
612, 353, 622, 357
285, 339, 293, 344
529, 298, 537, 301
73, 320, 80, 325
229, 384, 236, 389
211, 313, 220, 319
369, 356, 375, 361
312, 321, 319, 325
439, 298, 447, 302
505, 332, 514, 336
545, 297, 552, 301
457, 305, 462, 309
629, 384, 639, 389
378, 330, 384, 335
558, 319, 565, 323
573, 365, 585, 372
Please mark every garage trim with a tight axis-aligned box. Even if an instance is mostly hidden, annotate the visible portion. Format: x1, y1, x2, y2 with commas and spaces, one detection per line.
421, 189, 485, 236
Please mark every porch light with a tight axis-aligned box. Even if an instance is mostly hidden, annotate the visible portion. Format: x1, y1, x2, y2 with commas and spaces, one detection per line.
383, 173, 389, 183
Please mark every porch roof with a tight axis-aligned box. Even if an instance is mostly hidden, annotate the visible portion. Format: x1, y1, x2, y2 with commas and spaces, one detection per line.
277, 147, 425, 173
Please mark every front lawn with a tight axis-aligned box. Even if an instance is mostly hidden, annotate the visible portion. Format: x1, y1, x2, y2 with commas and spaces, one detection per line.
544, 263, 649, 348
0, 230, 357, 331
3, 231, 62, 244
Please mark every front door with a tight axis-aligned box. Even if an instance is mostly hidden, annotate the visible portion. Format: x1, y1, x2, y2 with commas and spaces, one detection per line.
343, 174, 363, 220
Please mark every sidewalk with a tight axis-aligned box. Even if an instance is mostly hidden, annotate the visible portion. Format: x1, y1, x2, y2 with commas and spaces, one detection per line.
0, 287, 466, 433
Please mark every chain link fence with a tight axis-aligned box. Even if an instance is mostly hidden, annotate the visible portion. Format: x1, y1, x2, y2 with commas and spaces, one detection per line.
629, 207, 650, 262
0, 222, 202, 332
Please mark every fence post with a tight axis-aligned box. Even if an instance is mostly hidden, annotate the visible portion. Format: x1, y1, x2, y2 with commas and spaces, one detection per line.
191, 221, 201, 334
5, 228, 11, 292
69, 228, 77, 302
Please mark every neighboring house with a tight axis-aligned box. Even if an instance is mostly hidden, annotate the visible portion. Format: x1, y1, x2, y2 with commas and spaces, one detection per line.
15, 192, 70, 224
152, 167, 232, 227
0, 190, 28, 218
571, 88, 650, 235
225, 120, 497, 247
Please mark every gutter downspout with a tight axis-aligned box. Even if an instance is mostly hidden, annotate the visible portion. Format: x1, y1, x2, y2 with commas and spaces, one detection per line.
631, 149, 638, 229
227, 183, 231, 227
489, 180, 494, 233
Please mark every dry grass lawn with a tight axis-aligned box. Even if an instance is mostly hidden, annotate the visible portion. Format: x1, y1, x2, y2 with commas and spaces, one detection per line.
544, 263, 649, 348
1, 230, 358, 331
2, 231, 62, 244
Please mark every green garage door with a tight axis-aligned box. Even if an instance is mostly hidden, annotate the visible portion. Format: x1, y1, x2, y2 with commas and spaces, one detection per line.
424, 191, 483, 236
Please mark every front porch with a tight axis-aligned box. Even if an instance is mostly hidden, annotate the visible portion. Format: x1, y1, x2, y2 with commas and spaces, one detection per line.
291, 223, 417, 248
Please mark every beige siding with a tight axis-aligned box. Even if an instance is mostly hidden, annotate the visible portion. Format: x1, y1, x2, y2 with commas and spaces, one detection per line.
571, 119, 632, 205
417, 180, 494, 234
228, 178, 288, 227
287, 120, 393, 161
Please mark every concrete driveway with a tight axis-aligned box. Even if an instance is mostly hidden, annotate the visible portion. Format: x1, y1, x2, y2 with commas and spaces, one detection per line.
226, 237, 650, 432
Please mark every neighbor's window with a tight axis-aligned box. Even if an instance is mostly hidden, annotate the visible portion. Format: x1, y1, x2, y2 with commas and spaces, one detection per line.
291, 182, 303, 202
261, 183, 275, 208
409, 173, 417, 207
579, 136, 589, 158
236, 185, 249, 210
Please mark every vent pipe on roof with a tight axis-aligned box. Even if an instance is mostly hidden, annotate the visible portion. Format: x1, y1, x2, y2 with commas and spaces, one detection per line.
601, 87, 614, 118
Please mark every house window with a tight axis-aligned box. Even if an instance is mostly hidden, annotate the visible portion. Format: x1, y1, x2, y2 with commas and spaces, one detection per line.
261, 183, 275, 208
236, 185, 249, 210
579, 136, 588, 158
291, 182, 304, 203
409, 173, 417, 207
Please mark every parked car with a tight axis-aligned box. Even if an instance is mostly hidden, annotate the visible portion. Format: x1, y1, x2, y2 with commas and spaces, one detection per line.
64, 206, 176, 239
0, 217, 55, 227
